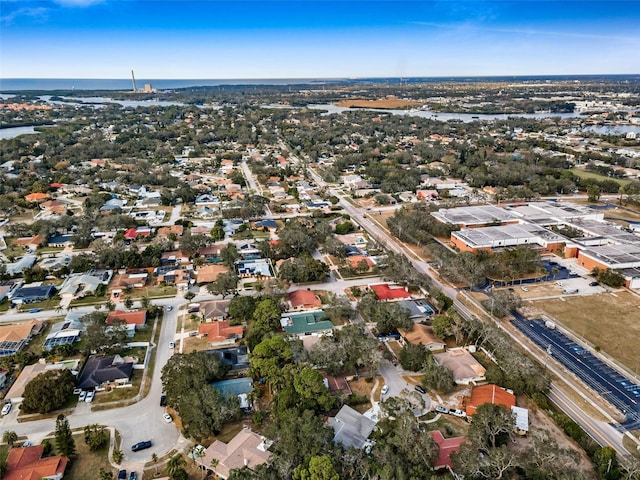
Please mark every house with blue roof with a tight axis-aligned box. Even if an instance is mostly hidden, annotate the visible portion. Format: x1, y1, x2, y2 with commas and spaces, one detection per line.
47, 235, 73, 248
11, 284, 56, 305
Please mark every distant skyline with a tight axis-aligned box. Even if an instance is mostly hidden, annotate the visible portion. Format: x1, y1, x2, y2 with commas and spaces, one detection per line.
1, 1, 639, 79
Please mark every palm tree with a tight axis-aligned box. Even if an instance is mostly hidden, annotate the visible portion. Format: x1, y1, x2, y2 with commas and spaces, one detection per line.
99, 467, 113, 480
209, 458, 219, 474
166, 454, 186, 478
2, 430, 18, 447
151, 452, 159, 475
190, 446, 206, 479
112, 449, 123, 464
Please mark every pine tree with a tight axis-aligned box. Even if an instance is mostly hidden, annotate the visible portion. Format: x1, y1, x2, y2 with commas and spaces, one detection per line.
55, 414, 75, 457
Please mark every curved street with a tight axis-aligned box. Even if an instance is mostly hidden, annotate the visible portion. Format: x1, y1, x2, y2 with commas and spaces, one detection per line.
0, 297, 187, 474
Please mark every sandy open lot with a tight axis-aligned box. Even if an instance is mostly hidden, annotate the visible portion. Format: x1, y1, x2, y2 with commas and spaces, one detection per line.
527, 291, 640, 372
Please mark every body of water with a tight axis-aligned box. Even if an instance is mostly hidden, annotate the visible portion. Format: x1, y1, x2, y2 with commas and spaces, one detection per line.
0, 126, 43, 140
3, 75, 639, 92
0, 78, 343, 92
306, 104, 582, 122
41, 95, 189, 109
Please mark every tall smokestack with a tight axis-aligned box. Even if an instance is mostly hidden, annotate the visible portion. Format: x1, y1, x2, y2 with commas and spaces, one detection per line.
131, 70, 137, 92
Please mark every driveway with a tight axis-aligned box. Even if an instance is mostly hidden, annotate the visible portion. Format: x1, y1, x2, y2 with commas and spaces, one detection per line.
0, 300, 183, 469
378, 359, 432, 415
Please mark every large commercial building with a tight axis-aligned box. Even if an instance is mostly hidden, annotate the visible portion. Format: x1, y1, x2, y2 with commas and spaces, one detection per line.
432, 205, 520, 228
451, 223, 565, 254
441, 201, 640, 287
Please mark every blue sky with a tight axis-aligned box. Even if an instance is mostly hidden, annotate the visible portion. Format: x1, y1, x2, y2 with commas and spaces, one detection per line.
1, 0, 639, 78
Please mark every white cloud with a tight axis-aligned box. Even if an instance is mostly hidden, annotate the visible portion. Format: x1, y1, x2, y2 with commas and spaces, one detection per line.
1, 6, 48, 25
53, 0, 104, 6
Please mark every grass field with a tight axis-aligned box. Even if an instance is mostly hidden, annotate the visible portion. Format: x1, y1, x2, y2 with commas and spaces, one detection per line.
569, 168, 631, 186
69, 294, 108, 307
18, 297, 61, 311
528, 291, 640, 372
182, 335, 211, 353
62, 432, 113, 480
130, 286, 177, 299
336, 99, 422, 109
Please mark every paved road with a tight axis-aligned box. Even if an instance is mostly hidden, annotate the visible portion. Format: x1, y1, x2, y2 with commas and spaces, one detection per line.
304, 165, 637, 457
378, 359, 432, 414
0, 298, 185, 472
512, 314, 640, 431
241, 160, 261, 195
549, 385, 627, 454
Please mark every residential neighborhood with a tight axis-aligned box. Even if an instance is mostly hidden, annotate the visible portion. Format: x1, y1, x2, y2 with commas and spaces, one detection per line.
1, 77, 640, 480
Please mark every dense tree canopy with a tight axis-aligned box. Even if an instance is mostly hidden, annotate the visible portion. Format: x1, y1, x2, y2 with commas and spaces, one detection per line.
22, 369, 75, 414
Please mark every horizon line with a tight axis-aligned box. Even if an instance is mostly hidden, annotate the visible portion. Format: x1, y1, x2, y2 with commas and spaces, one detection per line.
3, 73, 640, 81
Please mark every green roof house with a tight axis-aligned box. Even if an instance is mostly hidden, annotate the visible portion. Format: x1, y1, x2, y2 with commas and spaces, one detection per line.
280, 310, 334, 337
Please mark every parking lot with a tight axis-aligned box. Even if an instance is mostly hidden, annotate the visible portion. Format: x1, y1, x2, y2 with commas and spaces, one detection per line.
512, 313, 640, 431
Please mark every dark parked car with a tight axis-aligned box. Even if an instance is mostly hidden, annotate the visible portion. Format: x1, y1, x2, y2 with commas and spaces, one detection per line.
118, 470, 127, 479
129, 472, 137, 480
160, 395, 166, 407
414, 385, 426, 394
131, 441, 152, 452
589, 281, 600, 286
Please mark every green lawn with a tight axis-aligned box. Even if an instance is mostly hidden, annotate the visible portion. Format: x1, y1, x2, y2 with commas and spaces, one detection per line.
36, 246, 65, 254
69, 295, 108, 307
569, 168, 631, 186
132, 325, 154, 343
18, 297, 62, 311
251, 231, 271, 239
130, 286, 177, 299
92, 371, 141, 404
3, 244, 27, 259
62, 432, 114, 480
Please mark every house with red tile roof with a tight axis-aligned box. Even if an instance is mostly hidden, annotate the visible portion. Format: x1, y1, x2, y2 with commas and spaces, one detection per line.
196, 264, 229, 284
198, 320, 244, 346
160, 250, 191, 265
4, 445, 68, 480
123, 227, 151, 240
12, 235, 45, 249
39, 200, 67, 215
369, 283, 411, 301
156, 225, 184, 238
24, 192, 49, 203
465, 384, 516, 417
431, 430, 465, 471
124, 228, 139, 240
347, 255, 375, 270
198, 427, 272, 479
417, 189, 439, 201
106, 310, 147, 336
398, 324, 446, 352
287, 289, 322, 311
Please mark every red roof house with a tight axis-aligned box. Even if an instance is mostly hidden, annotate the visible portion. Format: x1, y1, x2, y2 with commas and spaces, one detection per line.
369, 283, 411, 301
431, 430, 465, 471
124, 228, 139, 240
24, 192, 49, 203
347, 255, 375, 269
4, 445, 68, 480
106, 310, 147, 326
123, 227, 151, 240
287, 289, 322, 311
465, 384, 516, 416
198, 320, 244, 346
